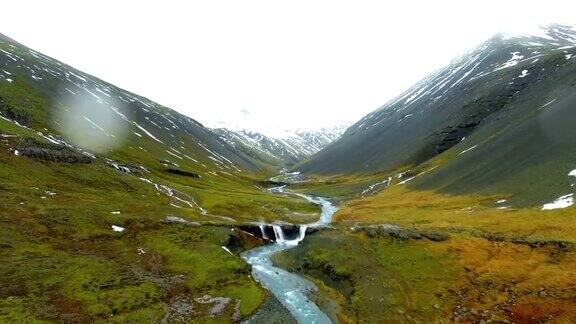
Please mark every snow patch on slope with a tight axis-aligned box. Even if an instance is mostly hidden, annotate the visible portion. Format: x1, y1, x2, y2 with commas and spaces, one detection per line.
542, 194, 574, 210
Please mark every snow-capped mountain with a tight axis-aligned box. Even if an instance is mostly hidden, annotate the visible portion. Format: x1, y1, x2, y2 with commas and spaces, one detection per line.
299, 24, 576, 206
213, 125, 347, 168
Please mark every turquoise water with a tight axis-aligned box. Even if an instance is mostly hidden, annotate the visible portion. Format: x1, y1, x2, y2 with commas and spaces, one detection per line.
241, 188, 337, 323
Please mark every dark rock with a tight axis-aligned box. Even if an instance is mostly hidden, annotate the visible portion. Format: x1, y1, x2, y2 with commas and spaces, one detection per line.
263, 225, 276, 240
238, 225, 263, 238
354, 224, 449, 242
224, 233, 244, 254
16, 138, 94, 164
255, 180, 289, 188
237, 224, 276, 241
481, 233, 575, 252
422, 231, 450, 242
164, 168, 200, 178
281, 224, 302, 240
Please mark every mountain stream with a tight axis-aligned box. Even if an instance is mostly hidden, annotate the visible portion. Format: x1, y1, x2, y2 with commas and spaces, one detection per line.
241, 186, 338, 323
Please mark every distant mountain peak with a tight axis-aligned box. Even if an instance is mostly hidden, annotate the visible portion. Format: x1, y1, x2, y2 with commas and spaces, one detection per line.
212, 123, 348, 169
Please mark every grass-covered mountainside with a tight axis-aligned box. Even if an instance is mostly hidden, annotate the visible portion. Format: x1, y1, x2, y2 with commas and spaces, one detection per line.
0, 33, 321, 322
273, 25, 576, 323
299, 24, 576, 207
213, 127, 345, 169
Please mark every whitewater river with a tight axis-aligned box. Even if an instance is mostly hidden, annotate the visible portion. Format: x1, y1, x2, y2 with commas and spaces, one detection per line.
241, 187, 338, 324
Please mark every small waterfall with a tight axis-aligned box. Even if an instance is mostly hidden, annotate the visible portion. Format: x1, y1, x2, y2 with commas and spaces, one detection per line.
272, 225, 285, 243
285, 225, 307, 246
254, 223, 308, 245
258, 224, 269, 240
297, 225, 307, 242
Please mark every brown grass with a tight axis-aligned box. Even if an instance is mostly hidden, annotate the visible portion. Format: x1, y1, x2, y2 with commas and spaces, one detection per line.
425, 235, 576, 322
336, 185, 576, 241
328, 184, 576, 321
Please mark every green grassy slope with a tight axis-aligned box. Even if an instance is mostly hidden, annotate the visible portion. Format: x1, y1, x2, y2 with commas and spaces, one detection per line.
0, 33, 322, 322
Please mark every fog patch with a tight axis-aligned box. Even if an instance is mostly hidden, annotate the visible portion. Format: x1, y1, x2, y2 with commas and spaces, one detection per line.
53, 90, 130, 153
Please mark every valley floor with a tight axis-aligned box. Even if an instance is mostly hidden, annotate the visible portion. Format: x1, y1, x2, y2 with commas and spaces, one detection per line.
3, 115, 576, 322
273, 176, 576, 323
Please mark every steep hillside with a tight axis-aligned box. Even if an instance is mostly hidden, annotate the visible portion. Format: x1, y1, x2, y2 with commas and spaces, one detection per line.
0, 34, 263, 173
299, 25, 576, 206
213, 127, 345, 169
0, 32, 323, 220
0, 33, 320, 322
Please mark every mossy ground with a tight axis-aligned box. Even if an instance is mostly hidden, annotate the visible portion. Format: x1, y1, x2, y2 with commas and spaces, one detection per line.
275, 228, 576, 323
274, 230, 459, 322
274, 179, 576, 322
0, 116, 322, 322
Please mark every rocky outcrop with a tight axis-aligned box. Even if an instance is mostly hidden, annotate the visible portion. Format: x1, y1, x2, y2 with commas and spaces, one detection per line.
480, 232, 574, 252
194, 295, 241, 320
255, 180, 289, 188
16, 137, 94, 164
352, 224, 450, 242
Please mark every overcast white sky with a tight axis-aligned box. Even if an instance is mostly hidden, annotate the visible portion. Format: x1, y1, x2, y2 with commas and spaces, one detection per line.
2, 1, 575, 135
